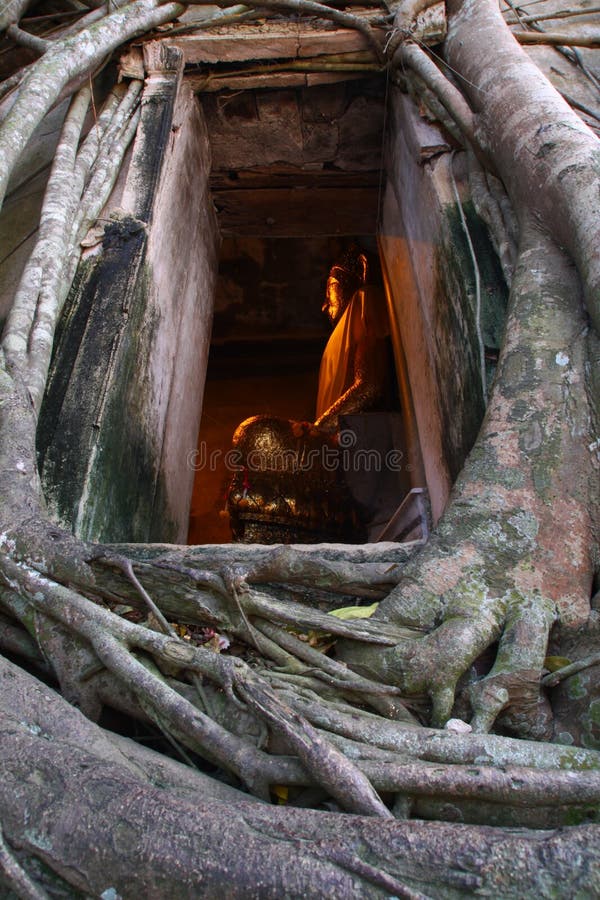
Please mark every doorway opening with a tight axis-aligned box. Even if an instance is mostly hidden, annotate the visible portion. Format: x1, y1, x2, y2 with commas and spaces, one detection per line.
186, 74, 427, 545
187, 234, 421, 545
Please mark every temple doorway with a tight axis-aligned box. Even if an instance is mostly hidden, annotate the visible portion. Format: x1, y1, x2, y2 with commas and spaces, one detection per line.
187, 234, 395, 544
31, 33, 502, 548
186, 72, 409, 544
181, 56, 502, 546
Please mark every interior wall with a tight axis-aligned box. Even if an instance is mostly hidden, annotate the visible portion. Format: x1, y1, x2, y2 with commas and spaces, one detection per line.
142, 80, 219, 542
380, 88, 507, 522
201, 78, 386, 239
212, 236, 341, 342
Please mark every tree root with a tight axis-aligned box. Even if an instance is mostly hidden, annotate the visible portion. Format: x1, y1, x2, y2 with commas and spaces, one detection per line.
0, 0, 185, 208
0, 553, 394, 815
2, 547, 600, 830
0, 821, 49, 900
0, 0, 599, 891
269, 682, 600, 771
2, 654, 600, 898
6, 23, 49, 55
253, 617, 418, 718
337, 226, 596, 739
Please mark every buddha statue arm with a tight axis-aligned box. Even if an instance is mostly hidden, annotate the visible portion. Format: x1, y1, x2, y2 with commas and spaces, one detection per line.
314, 333, 384, 433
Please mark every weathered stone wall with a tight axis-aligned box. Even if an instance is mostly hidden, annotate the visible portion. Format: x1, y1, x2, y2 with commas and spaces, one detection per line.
380, 88, 507, 522
212, 235, 370, 342
200, 78, 385, 174
202, 78, 385, 238
38, 64, 219, 543
142, 77, 219, 543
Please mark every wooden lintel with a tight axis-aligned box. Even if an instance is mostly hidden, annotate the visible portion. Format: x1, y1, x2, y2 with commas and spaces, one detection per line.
210, 167, 380, 191
212, 185, 380, 236
169, 26, 377, 66
186, 69, 370, 93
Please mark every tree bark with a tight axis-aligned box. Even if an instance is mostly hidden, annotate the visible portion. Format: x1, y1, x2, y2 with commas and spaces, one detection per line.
445, 0, 600, 336
0, 0, 34, 34
2, 655, 600, 899
0, 0, 184, 209
337, 0, 599, 739
0, 0, 599, 895
343, 224, 596, 732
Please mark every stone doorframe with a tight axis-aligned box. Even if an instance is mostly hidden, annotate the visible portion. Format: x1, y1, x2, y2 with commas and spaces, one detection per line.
38, 43, 220, 544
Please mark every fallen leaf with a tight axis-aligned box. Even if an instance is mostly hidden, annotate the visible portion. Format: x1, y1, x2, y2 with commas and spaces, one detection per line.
329, 602, 379, 620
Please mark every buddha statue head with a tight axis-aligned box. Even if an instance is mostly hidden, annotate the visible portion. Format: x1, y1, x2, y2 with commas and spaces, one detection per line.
322, 245, 368, 325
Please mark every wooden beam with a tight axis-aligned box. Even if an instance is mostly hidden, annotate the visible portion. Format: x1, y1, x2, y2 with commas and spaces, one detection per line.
513, 29, 600, 49
212, 185, 380, 236
209, 166, 380, 191
170, 24, 377, 65
186, 69, 372, 92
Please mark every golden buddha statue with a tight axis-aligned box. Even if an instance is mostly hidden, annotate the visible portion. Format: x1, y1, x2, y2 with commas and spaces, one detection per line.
227, 246, 391, 543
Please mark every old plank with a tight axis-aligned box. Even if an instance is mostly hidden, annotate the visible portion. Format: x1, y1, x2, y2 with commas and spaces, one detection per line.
209, 166, 380, 191
211, 185, 380, 236
169, 27, 377, 65
186, 69, 372, 92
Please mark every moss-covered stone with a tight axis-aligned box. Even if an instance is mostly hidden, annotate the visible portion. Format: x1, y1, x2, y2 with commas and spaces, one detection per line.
37, 220, 166, 541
